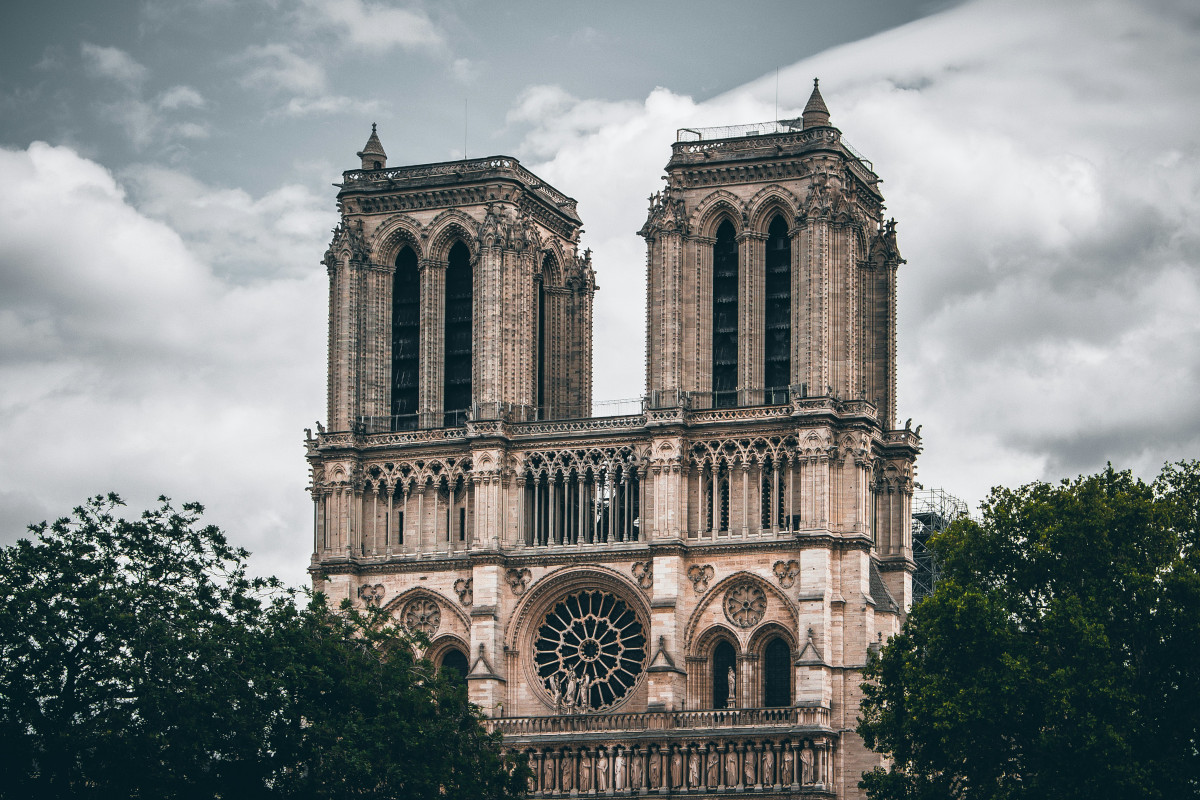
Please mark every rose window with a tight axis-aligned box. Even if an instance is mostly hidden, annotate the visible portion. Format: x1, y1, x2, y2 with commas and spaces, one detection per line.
534, 590, 647, 710
401, 597, 441, 636
724, 582, 767, 628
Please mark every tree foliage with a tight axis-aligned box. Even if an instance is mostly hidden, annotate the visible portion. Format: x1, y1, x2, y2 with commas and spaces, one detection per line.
858, 463, 1200, 800
0, 494, 528, 799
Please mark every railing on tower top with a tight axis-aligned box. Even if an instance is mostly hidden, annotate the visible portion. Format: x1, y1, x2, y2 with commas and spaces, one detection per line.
487, 705, 830, 736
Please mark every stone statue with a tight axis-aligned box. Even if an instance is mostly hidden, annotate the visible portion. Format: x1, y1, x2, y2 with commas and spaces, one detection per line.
579, 752, 592, 792
670, 749, 683, 788
801, 745, 814, 784
763, 748, 775, 787
577, 671, 591, 710
744, 749, 756, 786
688, 749, 701, 788
727, 666, 736, 705
630, 751, 643, 789
782, 747, 795, 786
548, 676, 562, 712
725, 749, 738, 786
561, 756, 573, 792
543, 758, 555, 791
564, 672, 578, 711
707, 749, 720, 788
614, 750, 626, 791
596, 751, 608, 792
648, 750, 661, 788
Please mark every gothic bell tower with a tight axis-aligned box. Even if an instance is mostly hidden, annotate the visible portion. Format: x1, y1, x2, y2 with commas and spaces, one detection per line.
323, 126, 596, 433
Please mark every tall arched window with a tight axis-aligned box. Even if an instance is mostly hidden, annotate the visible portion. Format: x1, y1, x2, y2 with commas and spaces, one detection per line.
763, 637, 791, 707
391, 246, 419, 429
712, 219, 739, 408
712, 639, 737, 708
440, 647, 469, 686
764, 215, 791, 397
443, 241, 472, 426
536, 253, 554, 418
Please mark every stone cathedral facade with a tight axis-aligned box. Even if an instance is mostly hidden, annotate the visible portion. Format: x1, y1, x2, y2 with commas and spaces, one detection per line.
306, 83, 919, 799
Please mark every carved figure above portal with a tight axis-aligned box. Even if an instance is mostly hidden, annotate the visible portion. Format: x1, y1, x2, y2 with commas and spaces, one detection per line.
631, 560, 653, 590
724, 581, 767, 628
687, 564, 715, 594
505, 567, 532, 595
401, 596, 440, 635
772, 559, 801, 589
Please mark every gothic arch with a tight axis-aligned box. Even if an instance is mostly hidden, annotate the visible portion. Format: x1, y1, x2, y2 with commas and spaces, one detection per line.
426, 210, 480, 263
690, 190, 747, 239
692, 622, 742, 659
746, 185, 800, 233
383, 586, 471, 640
539, 245, 566, 287
371, 213, 425, 264
427, 632, 471, 665
683, 570, 798, 652
746, 620, 797, 656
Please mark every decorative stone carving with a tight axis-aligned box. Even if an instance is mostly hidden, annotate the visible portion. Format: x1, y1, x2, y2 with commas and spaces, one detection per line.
772, 559, 800, 589
724, 582, 767, 628
401, 597, 440, 635
687, 564, 715, 594
453, 577, 472, 606
534, 590, 647, 710
631, 560, 653, 590
358, 583, 385, 605
595, 749, 608, 791
505, 567, 532, 596
707, 749, 720, 788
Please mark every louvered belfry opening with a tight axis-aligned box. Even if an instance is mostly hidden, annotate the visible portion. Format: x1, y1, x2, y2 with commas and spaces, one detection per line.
443, 241, 472, 426
764, 214, 791, 392
712, 219, 739, 408
390, 246, 419, 429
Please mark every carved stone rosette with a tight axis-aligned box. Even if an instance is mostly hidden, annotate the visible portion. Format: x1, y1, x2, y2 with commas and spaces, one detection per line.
631, 561, 653, 590
401, 597, 441, 635
687, 564, 714, 594
723, 582, 767, 628
454, 577, 473, 606
358, 583, 385, 605
772, 560, 800, 589
506, 567, 532, 596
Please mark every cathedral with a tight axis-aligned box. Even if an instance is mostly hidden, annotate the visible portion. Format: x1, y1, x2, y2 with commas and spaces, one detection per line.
306, 81, 919, 798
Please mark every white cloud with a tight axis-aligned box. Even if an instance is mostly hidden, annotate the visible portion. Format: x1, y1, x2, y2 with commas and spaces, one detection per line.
280, 94, 381, 117
81, 42, 148, 87
511, 0, 1200, 508
238, 43, 328, 95
298, 0, 444, 51
0, 143, 332, 584
451, 57, 479, 84
157, 85, 206, 110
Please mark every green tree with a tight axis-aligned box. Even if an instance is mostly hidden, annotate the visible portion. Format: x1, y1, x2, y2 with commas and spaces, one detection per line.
858, 462, 1200, 800
0, 494, 528, 799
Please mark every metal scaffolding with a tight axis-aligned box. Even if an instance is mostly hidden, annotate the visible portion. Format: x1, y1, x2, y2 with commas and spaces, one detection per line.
911, 488, 969, 603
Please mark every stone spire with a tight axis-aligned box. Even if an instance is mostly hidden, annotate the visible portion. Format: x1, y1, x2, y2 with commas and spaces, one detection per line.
357, 122, 387, 170
802, 79, 831, 128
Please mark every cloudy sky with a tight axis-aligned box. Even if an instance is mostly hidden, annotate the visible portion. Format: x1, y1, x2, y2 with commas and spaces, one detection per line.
2, 0, 1197, 585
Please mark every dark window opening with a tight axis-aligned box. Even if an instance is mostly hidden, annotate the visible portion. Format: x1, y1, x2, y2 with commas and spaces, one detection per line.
396, 511, 404, 545
764, 215, 791, 390
443, 241, 472, 426
763, 637, 791, 707
440, 648, 469, 685
712, 640, 737, 709
712, 220, 739, 407
458, 507, 466, 542
537, 268, 548, 415
391, 246, 419, 427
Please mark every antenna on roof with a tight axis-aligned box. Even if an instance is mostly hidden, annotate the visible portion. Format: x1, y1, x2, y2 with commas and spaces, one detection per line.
775, 67, 780, 122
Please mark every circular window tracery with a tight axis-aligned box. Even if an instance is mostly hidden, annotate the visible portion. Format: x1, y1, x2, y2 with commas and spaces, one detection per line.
724, 582, 767, 628
533, 590, 646, 710
401, 597, 441, 636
